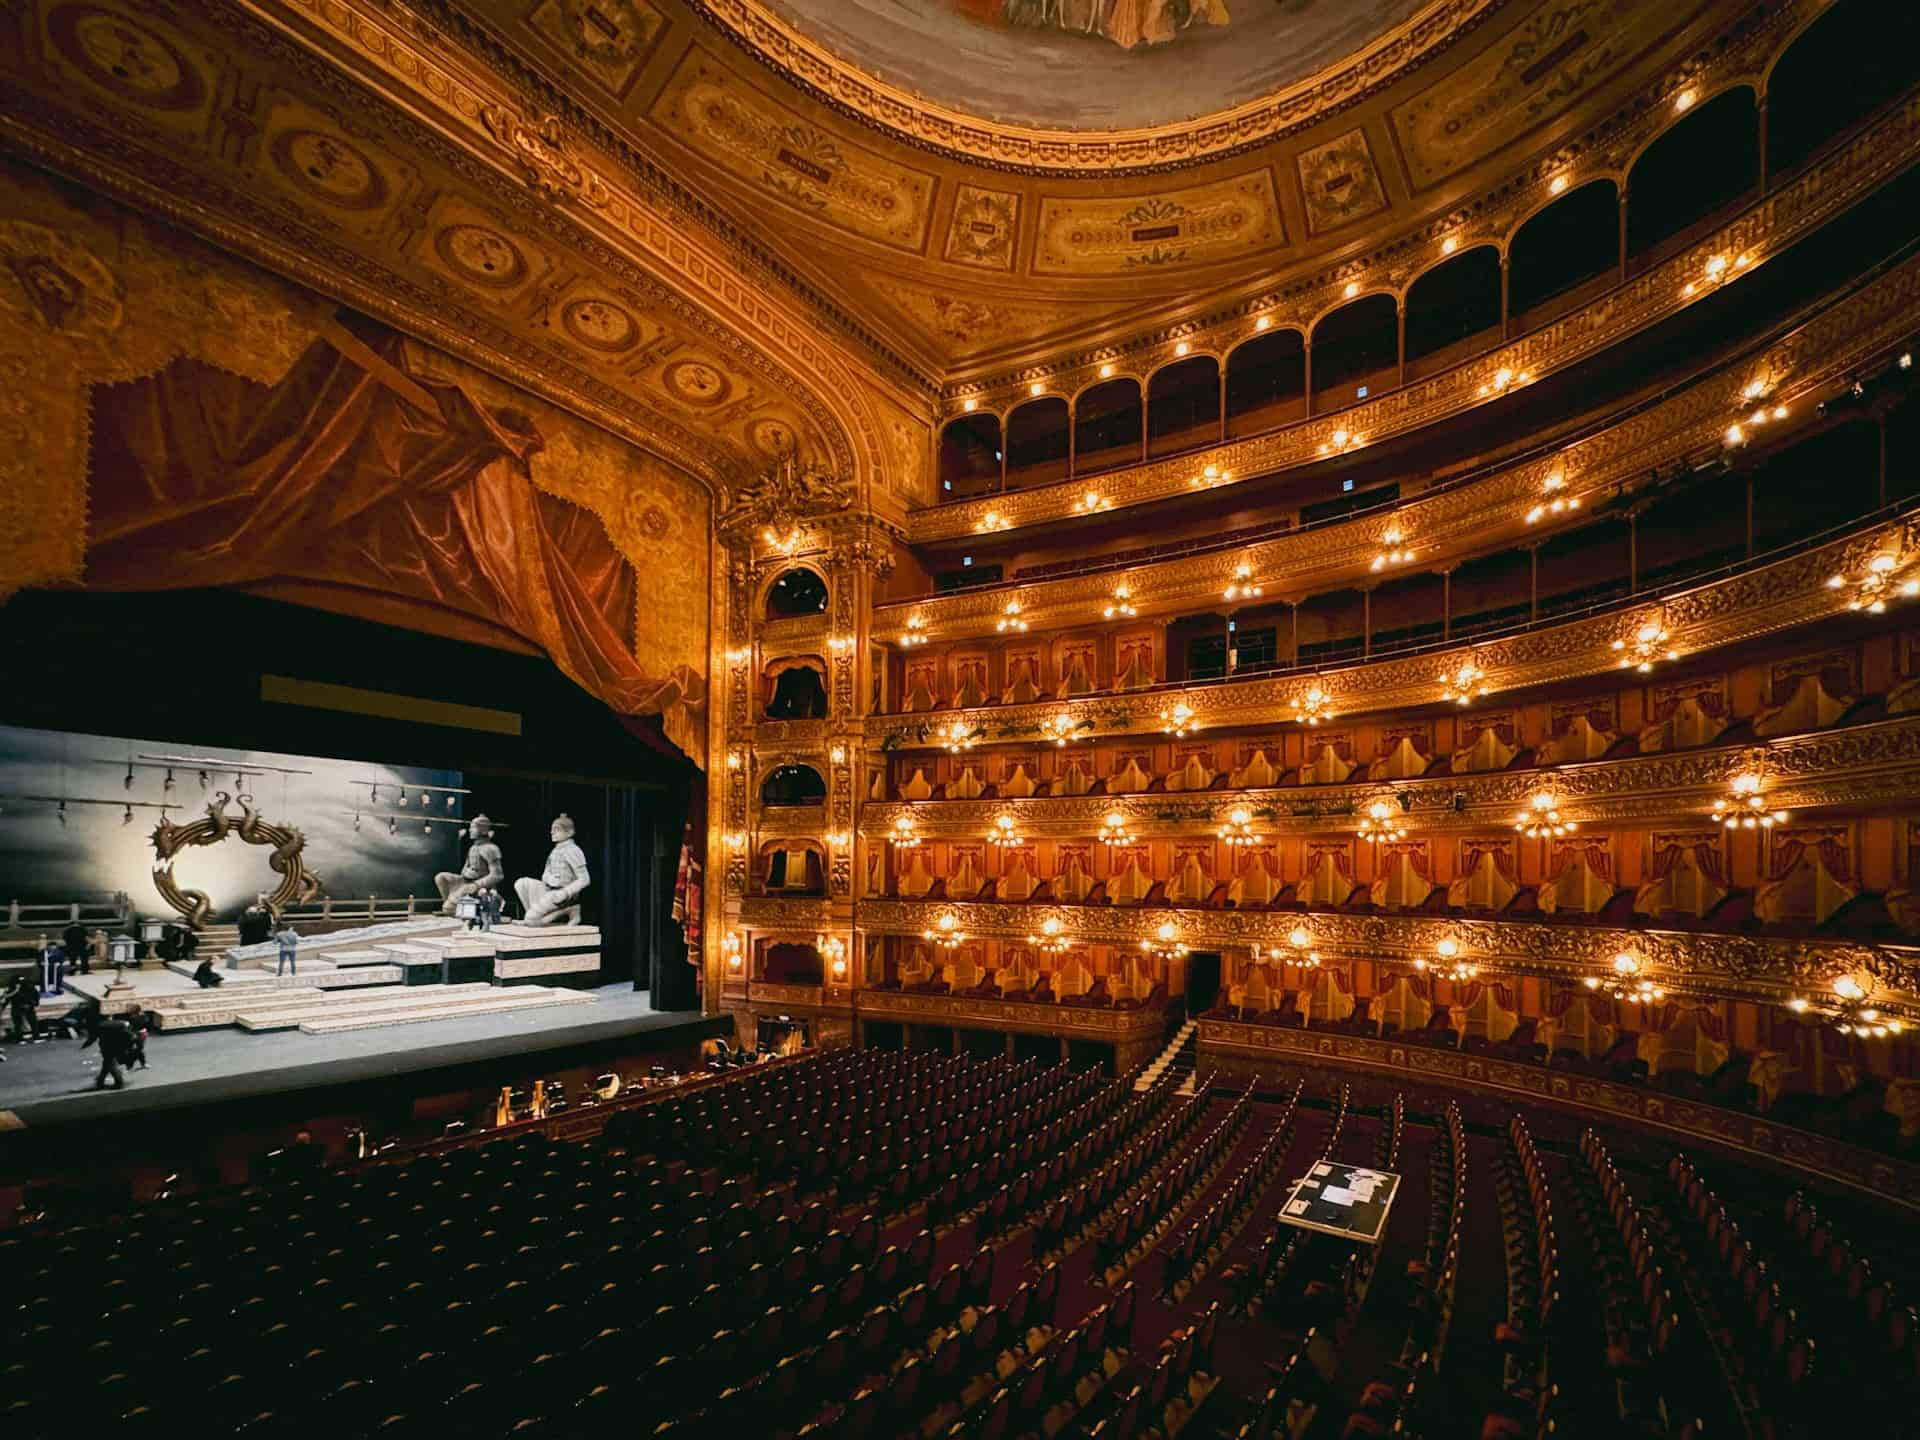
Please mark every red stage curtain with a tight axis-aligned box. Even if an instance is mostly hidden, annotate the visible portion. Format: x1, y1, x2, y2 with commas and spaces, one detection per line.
81, 315, 703, 745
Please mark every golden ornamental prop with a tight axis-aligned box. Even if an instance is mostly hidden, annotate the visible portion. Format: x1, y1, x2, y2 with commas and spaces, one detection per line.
150, 792, 322, 929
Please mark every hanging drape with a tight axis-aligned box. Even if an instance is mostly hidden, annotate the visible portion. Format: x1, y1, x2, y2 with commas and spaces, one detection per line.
81, 313, 705, 753
1461, 840, 1518, 883
1549, 839, 1614, 881
1650, 834, 1729, 887
1767, 828, 1852, 882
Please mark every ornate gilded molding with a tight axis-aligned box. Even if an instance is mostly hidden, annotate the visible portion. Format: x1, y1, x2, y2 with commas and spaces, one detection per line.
866, 519, 1916, 747
1196, 1021, 1920, 1212
686, 0, 1502, 176
477, 104, 612, 208
855, 987, 1164, 1041
858, 899, 1920, 1014
860, 716, 1920, 839
916, 89, 1920, 540
738, 895, 838, 928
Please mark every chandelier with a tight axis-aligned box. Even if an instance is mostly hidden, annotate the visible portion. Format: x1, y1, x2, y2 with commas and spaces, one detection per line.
1612, 618, 1678, 674
1218, 807, 1263, 847
899, 615, 929, 647
1317, 426, 1364, 457
1271, 925, 1322, 969
1026, 916, 1073, 956
1515, 792, 1575, 839
1826, 551, 1918, 614
1788, 975, 1907, 1037
1189, 463, 1232, 490
1415, 937, 1477, 983
1223, 562, 1263, 603
922, 912, 967, 950
987, 813, 1022, 848
1369, 525, 1413, 572
1098, 811, 1135, 847
815, 933, 848, 982
1140, 920, 1189, 962
1161, 700, 1199, 737
996, 600, 1029, 633
1291, 684, 1335, 726
1357, 798, 1407, 844
1583, 950, 1664, 1004
936, 720, 982, 753
1073, 490, 1112, 515
1715, 772, 1788, 830
1438, 657, 1489, 706
1103, 583, 1138, 619
889, 814, 920, 849
1039, 711, 1089, 746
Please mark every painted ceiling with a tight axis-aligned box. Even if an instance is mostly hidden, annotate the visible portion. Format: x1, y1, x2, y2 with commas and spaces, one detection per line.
752, 0, 1431, 132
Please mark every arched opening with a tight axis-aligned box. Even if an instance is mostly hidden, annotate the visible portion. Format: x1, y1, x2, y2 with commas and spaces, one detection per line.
1073, 377, 1144, 476
1626, 89, 1759, 261
760, 842, 827, 896
1403, 246, 1501, 377
1225, 329, 1307, 438
939, 413, 1003, 500
764, 567, 828, 619
762, 940, 824, 985
1508, 182, 1621, 327
763, 661, 829, 720
1767, 2, 1919, 181
1146, 355, 1222, 458
1310, 294, 1398, 414
760, 763, 827, 807
1004, 396, 1071, 491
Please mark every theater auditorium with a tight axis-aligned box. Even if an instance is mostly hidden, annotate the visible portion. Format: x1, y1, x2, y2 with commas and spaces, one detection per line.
0, 1, 1916, 1436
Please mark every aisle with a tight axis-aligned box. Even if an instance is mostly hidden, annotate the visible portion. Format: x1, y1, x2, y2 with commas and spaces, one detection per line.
1434, 1133, 1513, 1431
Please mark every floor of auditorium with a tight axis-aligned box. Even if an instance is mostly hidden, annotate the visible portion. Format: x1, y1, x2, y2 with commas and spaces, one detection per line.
0, 983, 698, 1127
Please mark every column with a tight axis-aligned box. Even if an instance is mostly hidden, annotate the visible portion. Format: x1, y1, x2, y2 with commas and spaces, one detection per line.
1303, 342, 1313, 419
1529, 544, 1540, 623
1139, 387, 1149, 463
1617, 186, 1630, 281
1499, 253, 1511, 340
1628, 507, 1641, 591
1218, 362, 1229, 444
1362, 587, 1373, 658
1442, 567, 1454, 640
1290, 601, 1301, 667
1067, 400, 1078, 480
999, 414, 1008, 492
1396, 301, 1407, 387
1757, 94, 1770, 196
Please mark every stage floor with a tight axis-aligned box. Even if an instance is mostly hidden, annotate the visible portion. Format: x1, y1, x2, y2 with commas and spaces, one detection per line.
0, 983, 709, 1128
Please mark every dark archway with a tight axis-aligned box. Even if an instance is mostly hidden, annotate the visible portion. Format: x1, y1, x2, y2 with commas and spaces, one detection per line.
1147, 355, 1222, 458
1073, 377, 1144, 475
1626, 89, 1759, 260
1004, 396, 1071, 491
1767, 1, 1919, 181
1310, 294, 1398, 413
760, 763, 827, 807
939, 413, 1003, 500
763, 663, 828, 721
1225, 329, 1307, 438
764, 567, 828, 619
1509, 181, 1620, 324
1403, 246, 1501, 375
763, 940, 824, 985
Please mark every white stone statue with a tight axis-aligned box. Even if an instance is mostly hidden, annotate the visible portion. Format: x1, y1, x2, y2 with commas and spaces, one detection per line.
436, 814, 504, 915
514, 813, 590, 925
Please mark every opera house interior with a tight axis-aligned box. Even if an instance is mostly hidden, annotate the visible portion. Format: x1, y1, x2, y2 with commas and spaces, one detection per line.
1, 0, 1918, 1435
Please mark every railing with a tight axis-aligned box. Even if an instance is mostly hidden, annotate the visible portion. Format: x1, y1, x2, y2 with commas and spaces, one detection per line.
0, 894, 133, 936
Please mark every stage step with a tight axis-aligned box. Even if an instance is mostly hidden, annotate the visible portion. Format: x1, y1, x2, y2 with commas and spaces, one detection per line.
296, 987, 594, 1036
165, 959, 403, 990
233, 983, 501, 1032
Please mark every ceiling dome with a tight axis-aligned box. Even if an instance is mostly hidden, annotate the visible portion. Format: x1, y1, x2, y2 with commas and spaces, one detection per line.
705, 0, 1493, 171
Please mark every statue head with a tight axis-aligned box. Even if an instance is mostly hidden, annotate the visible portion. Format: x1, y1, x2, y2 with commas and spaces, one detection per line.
550, 814, 575, 842
468, 814, 494, 841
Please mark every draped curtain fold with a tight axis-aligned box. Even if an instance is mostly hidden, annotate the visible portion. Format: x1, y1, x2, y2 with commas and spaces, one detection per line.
1651, 836, 1728, 887
1768, 829, 1852, 882
81, 315, 705, 756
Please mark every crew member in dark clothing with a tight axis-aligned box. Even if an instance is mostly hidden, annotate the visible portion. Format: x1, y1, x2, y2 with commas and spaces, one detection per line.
238, 896, 274, 947
84, 1017, 137, 1089
192, 956, 224, 988
4, 974, 34, 1042
63, 921, 90, 975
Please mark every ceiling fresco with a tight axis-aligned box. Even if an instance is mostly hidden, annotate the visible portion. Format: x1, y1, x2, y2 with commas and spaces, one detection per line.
752, 0, 1431, 131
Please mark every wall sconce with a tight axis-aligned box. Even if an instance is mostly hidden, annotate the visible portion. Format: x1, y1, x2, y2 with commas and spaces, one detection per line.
726, 830, 748, 851
1515, 793, 1573, 838
1438, 657, 1488, 705
1611, 617, 1678, 673
831, 746, 847, 765
1797, 975, 1906, 1037
1357, 798, 1406, 844
1290, 684, 1334, 726
726, 750, 743, 770
763, 526, 803, 555
923, 911, 967, 949
1370, 525, 1413, 571
1476, 366, 1531, 398
1827, 552, 1917, 614
1583, 949, 1663, 1003
987, 812, 1022, 848
826, 831, 850, 850
1027, 916, 1073, 956
1039, 711, 1090, 746
1318, 427, 1363, 456
900, 615, 930, 647
1098, 811, 1135, 847
1141, 920, 1189, 961
1525, 472, 1581, 525
1683, 251, 1749, 298
816, 933, 848, 981
976, 511, 1012, 534
996, 600, 1029, 633
1275, 924, 1321, 968
1161, 700, 1198, 736
726, 647, 750, 665
828, 635, 853, 653
890, 814, 920, 849
936, 720, 982, 753
721, 933, 744, 973
1103, 582, 1138, 619
1075, 490, 1113, 515
1189, 463, 1232, 489
1415, 936, 1477, 982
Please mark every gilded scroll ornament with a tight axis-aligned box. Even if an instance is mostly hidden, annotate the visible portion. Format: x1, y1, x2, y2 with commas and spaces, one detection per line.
478, 105, 611, 208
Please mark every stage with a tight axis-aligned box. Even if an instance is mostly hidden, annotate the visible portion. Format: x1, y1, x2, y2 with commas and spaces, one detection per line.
0, 981, 724, 1130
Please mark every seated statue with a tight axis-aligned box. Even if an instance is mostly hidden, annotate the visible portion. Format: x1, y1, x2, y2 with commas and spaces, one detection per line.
514, 814, 590, 926
436, 814, 504, 916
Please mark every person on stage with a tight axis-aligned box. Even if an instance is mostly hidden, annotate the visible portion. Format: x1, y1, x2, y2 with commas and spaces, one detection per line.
83, 1016, 138, 1089
192, 955, 224, 988
274, 923, 301, 977
6, 973, 39, 1040
63, 920, 90, 975
38, 934, 66, 995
